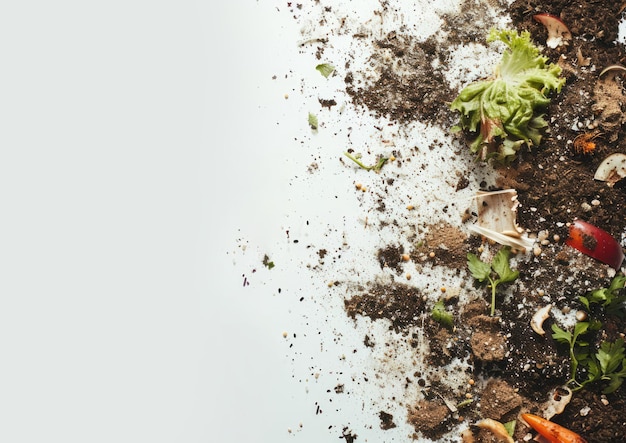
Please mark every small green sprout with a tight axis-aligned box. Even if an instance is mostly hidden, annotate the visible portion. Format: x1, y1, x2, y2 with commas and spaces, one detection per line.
308, 112, 319, 130
344, 152, 389, 172
467, 246, 519, 316
431, 299, 454, 330
551, 320, 600, 390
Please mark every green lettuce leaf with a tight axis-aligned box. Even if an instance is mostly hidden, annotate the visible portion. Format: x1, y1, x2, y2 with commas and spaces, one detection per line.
450, 29, 565, 164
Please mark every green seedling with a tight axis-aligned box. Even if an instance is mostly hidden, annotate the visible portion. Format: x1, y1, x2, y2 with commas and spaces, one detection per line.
344, 152, 389, 172
467, 246, 519, 316
551, 320, 600, 390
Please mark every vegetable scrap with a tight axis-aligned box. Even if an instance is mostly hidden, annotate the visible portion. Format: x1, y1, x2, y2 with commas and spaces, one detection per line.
450, 29, 565, 163
468, 189, 534, 251
565, 219, 625, 269
533, 13, 572, 48
521, 413, 587, 443
315, 63, 335, 78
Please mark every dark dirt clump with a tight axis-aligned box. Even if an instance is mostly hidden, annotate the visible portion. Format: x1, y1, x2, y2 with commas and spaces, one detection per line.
345, 33, 456, 126
344, 282, 425, 333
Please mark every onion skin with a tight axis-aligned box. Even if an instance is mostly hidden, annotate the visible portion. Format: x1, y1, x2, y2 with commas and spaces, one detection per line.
521, 413, 587, 443
566, 220, 625, 269
533, 13, 572, 48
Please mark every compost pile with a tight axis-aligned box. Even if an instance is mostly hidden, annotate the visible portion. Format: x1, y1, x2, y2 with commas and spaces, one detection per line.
287, 0, 626, 441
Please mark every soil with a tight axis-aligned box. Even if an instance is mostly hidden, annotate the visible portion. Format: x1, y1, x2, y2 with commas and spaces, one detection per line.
342, 0, 626, 441
287, 0, 626, 442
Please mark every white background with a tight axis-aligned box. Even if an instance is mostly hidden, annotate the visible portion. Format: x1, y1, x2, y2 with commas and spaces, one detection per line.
0, 1, 324, 442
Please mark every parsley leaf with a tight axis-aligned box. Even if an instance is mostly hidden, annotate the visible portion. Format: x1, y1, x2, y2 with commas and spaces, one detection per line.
466, 247, 519, 316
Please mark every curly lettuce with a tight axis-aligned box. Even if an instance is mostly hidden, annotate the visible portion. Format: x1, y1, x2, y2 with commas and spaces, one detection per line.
450, 29, 565, 164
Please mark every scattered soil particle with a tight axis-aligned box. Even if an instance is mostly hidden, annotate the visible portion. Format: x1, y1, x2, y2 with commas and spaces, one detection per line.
376, 244, 405, 273
418, 222, 470, 269
378, 411, 396, 430
345, 33, 455, 125
407, 399, 451, 439
340, 427, 357, 443
344, 282, 425, 333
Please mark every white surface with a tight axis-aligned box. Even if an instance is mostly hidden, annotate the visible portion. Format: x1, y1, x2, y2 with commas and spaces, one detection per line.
0, 1, 301, 442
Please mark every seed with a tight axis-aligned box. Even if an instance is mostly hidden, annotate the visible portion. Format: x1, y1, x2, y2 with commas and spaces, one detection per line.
576, 310, 588, 321
406, 204, 415, 210
401, 254, 410, 262
355, 183, 362, 190
533, 246, 542, 257
468, 379, 475, 386
406, 273, 412, 280
553, 234, 560, 242
429, 251, 435, 258
282, 331, 288, 338
440, 287, 446, 293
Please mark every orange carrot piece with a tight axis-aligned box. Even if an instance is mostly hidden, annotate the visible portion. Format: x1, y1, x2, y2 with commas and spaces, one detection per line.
521, 413, 587, 443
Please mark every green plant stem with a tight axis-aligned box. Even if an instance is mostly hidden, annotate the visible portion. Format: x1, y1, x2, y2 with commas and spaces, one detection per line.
344, 152, 388, 172
489, 277, 497, 316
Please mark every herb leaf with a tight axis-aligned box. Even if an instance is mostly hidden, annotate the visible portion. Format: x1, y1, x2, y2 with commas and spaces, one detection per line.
466, 247, 519, 316
467, 253, 491, 282
315, 63, 335, 78
492, 248, 519, 283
